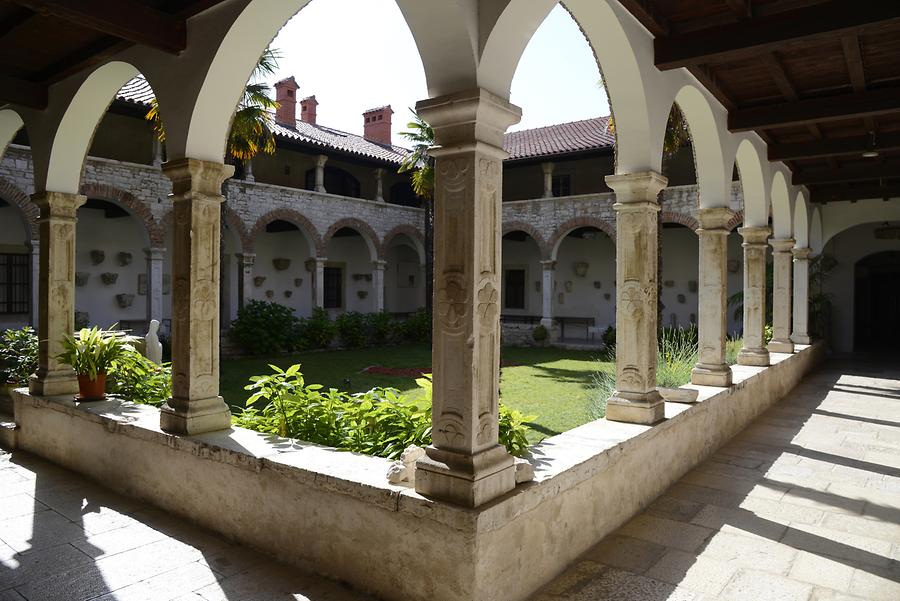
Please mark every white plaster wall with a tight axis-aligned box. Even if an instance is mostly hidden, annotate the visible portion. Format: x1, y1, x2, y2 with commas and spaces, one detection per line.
384, 243, 423, 314
251, 229, 314, 318
325, 234, 376, 314
75, 207, 148, 328
659, 226, 698, 328
822, 222, 900, 353
501, 238, 542, 316
554, 234, 616, 329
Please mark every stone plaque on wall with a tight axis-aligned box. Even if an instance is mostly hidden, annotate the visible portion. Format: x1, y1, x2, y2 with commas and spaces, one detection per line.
138, 274, 147, 296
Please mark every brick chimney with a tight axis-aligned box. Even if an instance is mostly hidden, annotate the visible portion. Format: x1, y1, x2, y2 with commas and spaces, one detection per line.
300, 95, 318, 125
274, 76, 299, 126
363, 105, 393, 145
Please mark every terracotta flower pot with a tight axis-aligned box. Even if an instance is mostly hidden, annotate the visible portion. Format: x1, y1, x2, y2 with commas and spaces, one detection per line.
77, 372, 106, 401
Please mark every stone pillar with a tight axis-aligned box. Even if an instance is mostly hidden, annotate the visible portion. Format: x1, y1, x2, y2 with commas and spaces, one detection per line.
372, 260, 386, 312
691, 207, 734, 387
540, 260, 555, 329
768, 238, 795, 353
29, 240, 39, 329
604, 172, 667, 424
314, 154, 327, 193
159, 158, 234, 435
541, 162, 554, 198
29, 192, 86, 396
791, 247, 812, 344
737, 226, 771, 366
313, 257, 326, 308
374, 168, 385, 202
414, 88, 521, 507
244, 159, 254, 183
152, 138, 163, 168
145, 247, 165, 326
235, 253, 256, 310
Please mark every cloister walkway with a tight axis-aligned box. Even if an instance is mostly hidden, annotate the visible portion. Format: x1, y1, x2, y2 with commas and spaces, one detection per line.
1, 357, 898, 601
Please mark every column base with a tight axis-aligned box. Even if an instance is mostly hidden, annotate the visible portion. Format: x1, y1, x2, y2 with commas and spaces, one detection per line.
28, 369, 77, 397
767, 338, 794, 353
691, 363, 733, 387
737, 347, 770, 367
540, 317, 553, 329
791, 334, 811, 345
605, 390, 664, 425
415, 444, 515, 507
160, 396, 232, 435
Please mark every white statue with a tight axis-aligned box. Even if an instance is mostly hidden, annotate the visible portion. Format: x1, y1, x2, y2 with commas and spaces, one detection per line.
145, 319, 163, 365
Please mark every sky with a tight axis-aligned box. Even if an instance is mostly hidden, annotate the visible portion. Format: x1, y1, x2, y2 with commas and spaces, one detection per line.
266, 0, 609, 145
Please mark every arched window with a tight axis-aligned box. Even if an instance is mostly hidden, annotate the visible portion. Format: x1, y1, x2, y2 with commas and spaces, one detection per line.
305, 166, 361, 198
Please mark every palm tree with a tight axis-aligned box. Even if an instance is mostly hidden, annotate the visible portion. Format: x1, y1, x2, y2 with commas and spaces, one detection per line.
398, 110, 435, 315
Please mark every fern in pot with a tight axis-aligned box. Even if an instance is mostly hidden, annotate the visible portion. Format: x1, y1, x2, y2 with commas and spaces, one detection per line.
58, 326, 133, 400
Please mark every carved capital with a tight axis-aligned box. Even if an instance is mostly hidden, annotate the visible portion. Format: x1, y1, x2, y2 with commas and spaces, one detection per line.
769, 238, 796, 253
162, 158, 234, 199
31, 191, 86, 222
697, 206, 735, 231
738, 225, 771, 247
417, 88, 521, 150
605, 171, 667, 204
792, 246, 812, 261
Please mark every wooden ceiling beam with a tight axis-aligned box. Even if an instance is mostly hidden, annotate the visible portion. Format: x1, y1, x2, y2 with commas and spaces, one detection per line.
655, 1, 900, 70
617, 0, 670, 36
810, 182, 900, 203
728, 86, 900, 131
8, 0, 185, 54
769, 132, 900, 161
793, 162, 900, 185
0, 73, 47, 109
723, 0, 752, 20
0, 8, 34, 38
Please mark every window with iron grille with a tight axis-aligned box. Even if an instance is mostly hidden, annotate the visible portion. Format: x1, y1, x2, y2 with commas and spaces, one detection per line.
324, 266, 342, 309
0, 253, 29, 314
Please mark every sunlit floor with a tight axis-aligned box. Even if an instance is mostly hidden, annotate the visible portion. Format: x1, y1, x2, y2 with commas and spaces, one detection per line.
530, 356, 900, 601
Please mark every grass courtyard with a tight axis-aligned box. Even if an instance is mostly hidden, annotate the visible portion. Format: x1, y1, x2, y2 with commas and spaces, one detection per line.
220, 344, 610, 444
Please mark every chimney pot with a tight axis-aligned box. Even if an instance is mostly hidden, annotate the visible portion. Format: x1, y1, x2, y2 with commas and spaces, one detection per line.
300, 95, 319, 125
362, 105, 393, 145
274, 76, 299, 126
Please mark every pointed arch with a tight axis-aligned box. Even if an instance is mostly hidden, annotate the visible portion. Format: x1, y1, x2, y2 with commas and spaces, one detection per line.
810, 207, 824, 253
733, 138, 769, 227
770, 170, 793, 238
673, 84, 730, 209
793, 191, 810, 248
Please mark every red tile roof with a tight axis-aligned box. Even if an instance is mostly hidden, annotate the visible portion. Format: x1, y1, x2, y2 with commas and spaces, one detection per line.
503, 116, 614, 160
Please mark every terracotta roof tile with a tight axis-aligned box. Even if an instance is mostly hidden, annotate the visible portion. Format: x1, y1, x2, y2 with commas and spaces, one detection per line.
502, 116, 614, 160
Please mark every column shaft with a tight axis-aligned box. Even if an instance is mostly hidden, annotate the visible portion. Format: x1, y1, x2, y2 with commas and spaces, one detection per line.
313, 258, 326, 309
315, 155, 327, 193
414, 88, 521, 507
737, 226, 771, 366
372, 260, 386, 312
692, 207, 734, 387
540, 260, 555, 329
29, 192, 85, 396
29, 240, 39, 330
768, 238, 795, 353
791, 247, 812, 344
541, 162, 554, 198
374, 168, 385, 202
236, 253, 256, 310
159, 158, 233, 435
605, 172, 667, 424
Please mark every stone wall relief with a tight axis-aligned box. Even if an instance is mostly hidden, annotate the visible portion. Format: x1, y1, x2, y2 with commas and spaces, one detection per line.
90, 250, 105, 265
117, 252, 132, 266
101, 272, 119, 285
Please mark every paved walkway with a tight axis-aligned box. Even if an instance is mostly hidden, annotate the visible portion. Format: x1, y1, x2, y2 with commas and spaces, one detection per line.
531, 357, 900, 601
2, 358, 899, 601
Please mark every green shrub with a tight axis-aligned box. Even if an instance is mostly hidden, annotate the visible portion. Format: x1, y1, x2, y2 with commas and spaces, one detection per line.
726, 336, 742, 365
230, 300, 298, 355
0, 326, 38, 386
366, 312, 395, 346
601, 325, 616, 349
335, 311, 368, 348
297, 308, 335, 349
107, 349, 172, 407
401, 309, 431, 343
532, 324, 548, 342
764, 324, 774, 345
498, 405, 534, 457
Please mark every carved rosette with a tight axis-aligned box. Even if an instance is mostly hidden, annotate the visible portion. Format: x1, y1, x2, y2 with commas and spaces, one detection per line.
437, 274, 467, 332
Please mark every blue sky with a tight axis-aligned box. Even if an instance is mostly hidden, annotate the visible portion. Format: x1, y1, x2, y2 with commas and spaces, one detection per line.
266, 0, 609, 144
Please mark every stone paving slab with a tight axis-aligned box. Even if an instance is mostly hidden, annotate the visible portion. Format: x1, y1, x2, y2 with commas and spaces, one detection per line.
531, 358, 900, 601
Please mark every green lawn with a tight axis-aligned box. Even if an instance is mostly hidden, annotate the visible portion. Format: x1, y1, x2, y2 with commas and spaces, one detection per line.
220, 344, 611, 444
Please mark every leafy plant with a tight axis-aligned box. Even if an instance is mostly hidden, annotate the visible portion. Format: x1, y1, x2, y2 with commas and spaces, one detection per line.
499, 405, 534, 457
230, 300, 298, 355
107, 349, 172, 406
725, 336, 742, 365
365, 312, 395, 346
0, 326, 38, 386
58, 326, 133, 380
532, 324, 548, 342
400, 309, 431, 343
335, 312, 368, 349
297, 308, 336, 349
601, 325, 616, 349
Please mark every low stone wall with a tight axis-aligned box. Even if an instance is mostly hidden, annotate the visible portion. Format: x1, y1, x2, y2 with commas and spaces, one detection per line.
7, 344, 823, 601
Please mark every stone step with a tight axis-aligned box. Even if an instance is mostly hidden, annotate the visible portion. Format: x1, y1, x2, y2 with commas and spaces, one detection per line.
0, 413, 17, 449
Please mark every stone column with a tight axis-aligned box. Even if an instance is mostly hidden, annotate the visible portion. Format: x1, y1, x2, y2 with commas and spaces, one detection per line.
159, 158, 233, 435
768, 238, 795, 353
737, 226, 771, 366
372, 260, 386, 312
313, 257, 326, 308
791, 247, 812, 344
414, 88, 521, 507
374, 168, 385, 202
691, 207, 734, 387
29, 192, 86, 396
314, 154, 327, 193
29, 239, 39, 329
152, 138, 163, 168
540, 260, 555, 329
235, 253, 256, 310
244, 159, 254, 183
145, 247, 165, 326
604, 172, 667, 424
541, 162, 554, 198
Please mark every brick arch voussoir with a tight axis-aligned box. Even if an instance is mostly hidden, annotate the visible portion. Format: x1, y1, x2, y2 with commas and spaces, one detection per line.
222, 205, 252, 253
248, 208, 322, 255
660, 210, 699, 232
549, 216, 617, 259
321, 217, 383, 260
80, 182, 161, 246
726, 210, 744, 232
0, 176, 38, 239
381, 224, 425, 261
502, 220, 550, 260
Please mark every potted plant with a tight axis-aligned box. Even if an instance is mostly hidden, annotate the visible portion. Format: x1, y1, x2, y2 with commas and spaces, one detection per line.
0, 327, 39, 397
58, 326, 132, 400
